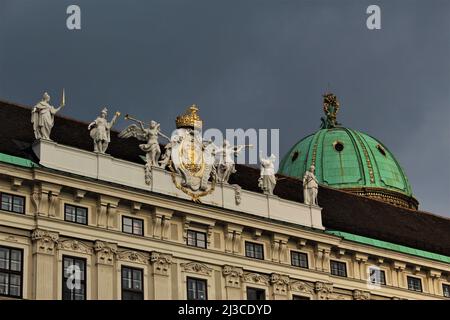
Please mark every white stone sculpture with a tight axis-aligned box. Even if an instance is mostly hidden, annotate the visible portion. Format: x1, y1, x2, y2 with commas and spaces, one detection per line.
88, 108, 120, 154
216, 140, 251, 183
258, 152, 277, 195
303, 165, 319, 206
31, 91, 65, 140
118, 115, 170, 185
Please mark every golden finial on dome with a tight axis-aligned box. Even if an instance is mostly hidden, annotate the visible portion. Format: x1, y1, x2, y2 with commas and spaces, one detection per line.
176, 104, 203, 128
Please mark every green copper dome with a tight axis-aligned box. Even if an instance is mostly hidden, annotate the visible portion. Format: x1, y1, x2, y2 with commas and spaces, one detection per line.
279, 94, 418, 210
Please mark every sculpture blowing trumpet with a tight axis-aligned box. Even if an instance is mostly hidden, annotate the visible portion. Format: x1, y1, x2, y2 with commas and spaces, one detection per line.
124, 114, 143, 124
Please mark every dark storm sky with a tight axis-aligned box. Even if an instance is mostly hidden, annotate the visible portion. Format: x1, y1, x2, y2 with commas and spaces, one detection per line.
0, 0, 449, 216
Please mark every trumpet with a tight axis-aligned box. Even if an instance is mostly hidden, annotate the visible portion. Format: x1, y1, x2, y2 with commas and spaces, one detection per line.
124, 114, 143, 124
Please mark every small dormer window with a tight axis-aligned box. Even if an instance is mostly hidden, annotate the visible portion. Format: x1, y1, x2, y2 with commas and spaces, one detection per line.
376, 144, 387, 157
333, 141, 344, 152
291, 151, 299, 162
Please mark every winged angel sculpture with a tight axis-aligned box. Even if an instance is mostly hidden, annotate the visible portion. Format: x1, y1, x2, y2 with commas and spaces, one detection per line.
118, 115, 170, 184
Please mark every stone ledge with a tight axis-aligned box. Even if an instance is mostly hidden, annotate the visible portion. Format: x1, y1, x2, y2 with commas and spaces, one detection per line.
32, 139, 324, 230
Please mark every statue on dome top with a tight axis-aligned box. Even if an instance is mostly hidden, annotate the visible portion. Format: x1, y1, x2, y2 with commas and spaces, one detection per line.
320, 92, 341, 129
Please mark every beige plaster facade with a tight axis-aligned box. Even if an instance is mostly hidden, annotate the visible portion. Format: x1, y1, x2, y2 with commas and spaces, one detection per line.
0, 140, 449, 300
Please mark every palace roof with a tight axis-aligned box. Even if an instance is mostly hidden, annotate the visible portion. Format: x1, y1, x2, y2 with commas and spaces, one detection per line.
1, 99, 449, 257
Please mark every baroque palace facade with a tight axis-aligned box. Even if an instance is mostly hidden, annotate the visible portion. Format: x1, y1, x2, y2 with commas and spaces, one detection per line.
0, 94, 449, 300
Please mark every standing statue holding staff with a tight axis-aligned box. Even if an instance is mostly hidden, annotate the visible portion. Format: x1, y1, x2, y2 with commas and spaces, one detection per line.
216, 140, 253, 183
303, 165, 319, 206
31, 90, 65, 140
88, 107, 121, 153
258, 151, 277, 195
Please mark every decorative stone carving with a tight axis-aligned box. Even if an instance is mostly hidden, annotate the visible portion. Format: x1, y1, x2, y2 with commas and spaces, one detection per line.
117, 250, 148, 265
232, 184, 242, 205
258, 152, 277, 195
303, 165, 319, 206
353, 289, 371, 300
216, 140, 251, 183
271, 234, 289, 263
10, 178, 23, 191
224, 224, 243, 254
88, 108, 120, 154
31, 91, 65, 140
169, 106, 218, 202
47, 190, 59, 217
97, 196, 119, 229
57, 239, 93, 254
314, 281, 333, 300
181, 262, 212, 276
222, 265, 244, 288
73, 189, 87, 202
150, 251, 173, 276
243, 272, 270, 285
31, 228, 59, 255
270, 273, 290, 296
31, 184, 42, 214
94, 241, 117, 265
289, 280, 315, 295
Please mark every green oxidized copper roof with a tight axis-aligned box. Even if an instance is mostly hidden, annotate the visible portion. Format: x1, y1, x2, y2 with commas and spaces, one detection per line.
279, 93, 417, 209
326, 230, 450, 264
279, 127, 413, 197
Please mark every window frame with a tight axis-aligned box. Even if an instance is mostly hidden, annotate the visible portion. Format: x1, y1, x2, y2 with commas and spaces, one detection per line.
0, 192, 25, 214
368, 267, 386, 285
121, 266, 144, 300
122, 216, 144, 236
62, 255, 87, 300
64, 204, 88, 225
292, 295, 311, 300
0, 245, 23, 299
245, 241, 264, 260
407, 276, 423, 292
290, 251, 309, 269
330, 260, 347, 277
443, 284, 450, 298
186, 277, 208, 300
186, 230, 207, 249
246, 287, 266, 300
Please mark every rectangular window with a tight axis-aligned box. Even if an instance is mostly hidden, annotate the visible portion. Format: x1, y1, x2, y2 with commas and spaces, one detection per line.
292, 295, 310, 300
64, 204, 87, 225
407, 276, 422, 292
62, 256, 86, 300
122, 216, 144, 236
330, 260, 347, 277
245, 242, 264, 260
443, 284, 450, 298
368, 267, 386, 285
121, 266, 144, 300
1, 193, 25, 214
186, 230, 207, 248
247, 287, 265, 300
187, 277, 207, 300
291, 251, 308, 268
0, 246, 23, 298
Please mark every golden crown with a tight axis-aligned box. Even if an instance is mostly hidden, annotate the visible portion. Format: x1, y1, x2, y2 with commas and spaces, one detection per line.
176, 104, 203, 128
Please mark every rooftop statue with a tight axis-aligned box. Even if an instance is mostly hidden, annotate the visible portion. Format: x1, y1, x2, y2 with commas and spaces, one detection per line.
216, 140, 252, 183
88, 108, 121, 154
118, 115, 170, 185
303, 165, 319, 206
31, 90, 65, 140
320, 92, 341, 129
258, 152, 277, 195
